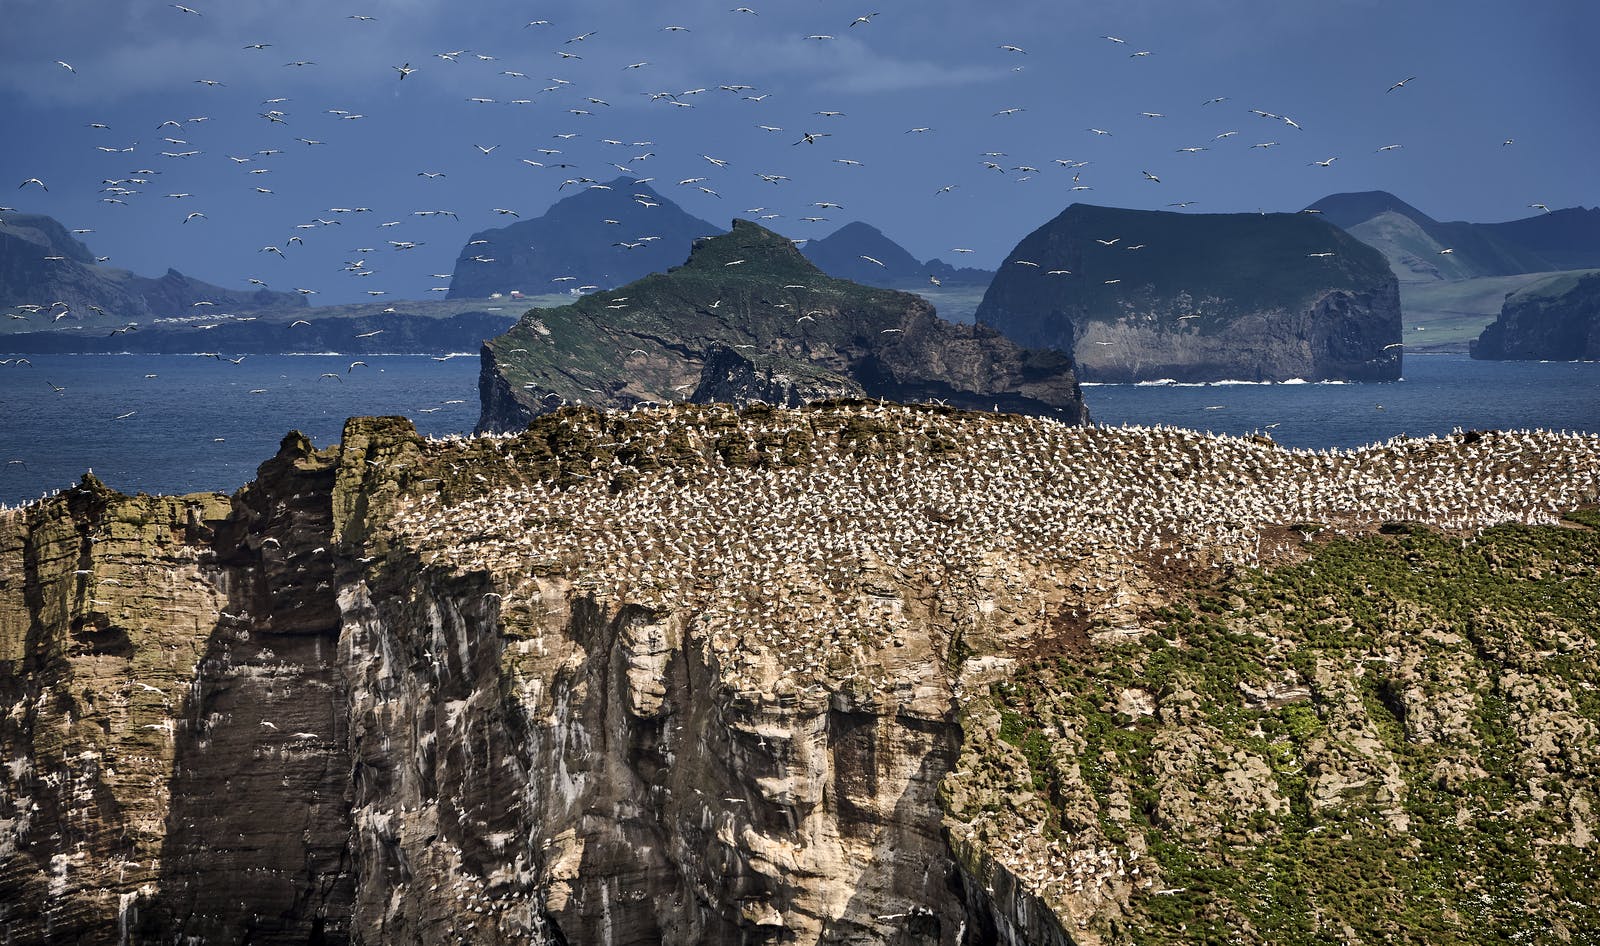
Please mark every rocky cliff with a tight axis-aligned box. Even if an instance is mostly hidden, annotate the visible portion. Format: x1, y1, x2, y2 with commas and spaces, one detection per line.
1, 213, 305, 330
973, 204, 1402, 383
3, 405, 1599, 945
476, 218, 1087, 432
1471, 269, 1600, 361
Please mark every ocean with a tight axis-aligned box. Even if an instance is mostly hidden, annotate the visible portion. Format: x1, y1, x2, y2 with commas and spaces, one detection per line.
1, 352, 1597, 505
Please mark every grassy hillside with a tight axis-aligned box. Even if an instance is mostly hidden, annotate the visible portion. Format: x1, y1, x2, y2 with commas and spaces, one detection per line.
1397, 273, 1564, 351
973, 509, 1600, 945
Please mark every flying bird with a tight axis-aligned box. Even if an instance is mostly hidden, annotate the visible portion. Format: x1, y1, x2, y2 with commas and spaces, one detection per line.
394, 62, 415, 79
1386, 75, 1417, 93
18, 178, 46, 191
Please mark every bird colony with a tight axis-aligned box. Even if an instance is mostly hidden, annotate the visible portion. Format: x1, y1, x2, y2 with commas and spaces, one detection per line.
386, 402, 1600, 700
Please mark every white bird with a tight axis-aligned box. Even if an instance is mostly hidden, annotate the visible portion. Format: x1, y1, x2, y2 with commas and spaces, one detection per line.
1386, 75, 1417, 93
172, 3, 200, 13
860, 254, 884, 266
18, 178, 46, 191
1309, 156, 1338, 167
394, 62, 415, 79
1141, 170, 1161, 182
56, 60, 75, 73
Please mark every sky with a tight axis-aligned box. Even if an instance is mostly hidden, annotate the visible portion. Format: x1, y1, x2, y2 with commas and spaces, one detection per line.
2, 0, 1596, 306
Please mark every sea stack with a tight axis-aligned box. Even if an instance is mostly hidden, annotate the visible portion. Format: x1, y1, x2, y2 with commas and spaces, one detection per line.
974, 204, 1402, 383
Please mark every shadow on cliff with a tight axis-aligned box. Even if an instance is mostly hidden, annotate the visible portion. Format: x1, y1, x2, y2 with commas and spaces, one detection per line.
132, 433, 356, 945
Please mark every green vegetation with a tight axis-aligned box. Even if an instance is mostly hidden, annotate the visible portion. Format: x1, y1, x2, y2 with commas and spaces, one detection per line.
1398, 272, 1560, 351
984, 515, 1600, 944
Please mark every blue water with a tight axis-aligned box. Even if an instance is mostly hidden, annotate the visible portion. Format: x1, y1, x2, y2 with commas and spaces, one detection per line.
0, 353, 1597, 505
1084, 354, 1600, 449
0, 353, 481, 504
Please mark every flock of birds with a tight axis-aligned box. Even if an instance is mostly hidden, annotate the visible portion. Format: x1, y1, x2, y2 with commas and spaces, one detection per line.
387, 403, 1600, 696
374, 402, 1598, 908
3, 3, 1554, 314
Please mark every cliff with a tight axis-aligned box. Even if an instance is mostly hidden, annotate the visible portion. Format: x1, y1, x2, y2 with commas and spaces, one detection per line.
2, 407, 1598, 944
973, 204, 1402, 383
445, 178, 723, 299
1, 213, 305, 330
800, 222, 993, 289
476, 218, 1087, 432
1471, 269, 1600, 360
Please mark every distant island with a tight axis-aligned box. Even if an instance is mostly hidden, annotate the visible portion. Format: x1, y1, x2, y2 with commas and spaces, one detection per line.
478, 218, 1086, 432
0, 212, 305, 332
975, 203, 1401, 383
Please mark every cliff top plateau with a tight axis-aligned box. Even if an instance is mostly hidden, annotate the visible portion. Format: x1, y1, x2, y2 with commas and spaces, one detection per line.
974, 203, 1401, 383
477, 217, 1086, 431
2, 402, 1598, 945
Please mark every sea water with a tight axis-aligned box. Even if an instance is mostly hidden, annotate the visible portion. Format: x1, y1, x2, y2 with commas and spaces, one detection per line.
0, 352, 1597, 504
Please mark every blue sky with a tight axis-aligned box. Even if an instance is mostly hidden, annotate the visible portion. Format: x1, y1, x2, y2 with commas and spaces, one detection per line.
2, 0, 1595, 305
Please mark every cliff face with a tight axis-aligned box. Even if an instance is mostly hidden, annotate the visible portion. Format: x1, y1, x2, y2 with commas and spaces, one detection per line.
476, 218, 1087, 432
1471, 269, 1600, 360
2, 407, 1599, 945
974, 204, 1402, 382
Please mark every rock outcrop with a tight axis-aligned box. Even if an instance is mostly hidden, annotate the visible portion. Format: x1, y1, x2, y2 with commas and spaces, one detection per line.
1471, 269, 1600, 360
1, 212, 305, 329
974, 204, 1402, 383
445, 179, 724, 299
476, 218, 1087, 432
800, 222, 992, 289
2, 407, 1599, 944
